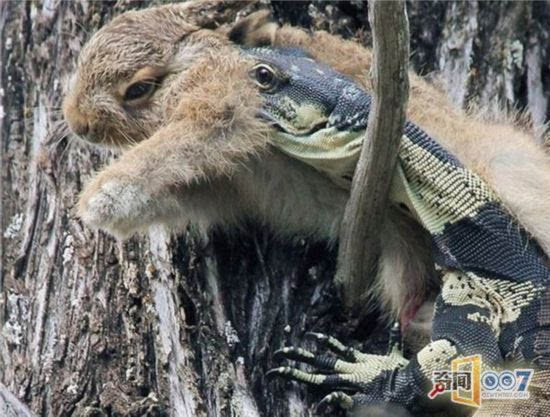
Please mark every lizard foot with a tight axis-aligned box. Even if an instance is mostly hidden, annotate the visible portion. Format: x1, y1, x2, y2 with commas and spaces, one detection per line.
269, 323, 409, 409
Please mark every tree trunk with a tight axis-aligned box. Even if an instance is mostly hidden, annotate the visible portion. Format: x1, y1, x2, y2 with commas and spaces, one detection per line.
1, 1, 549, 417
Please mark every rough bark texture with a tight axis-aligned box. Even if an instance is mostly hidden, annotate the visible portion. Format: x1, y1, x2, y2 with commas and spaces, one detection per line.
1, 1, 550, 417
336, 0, 410, 307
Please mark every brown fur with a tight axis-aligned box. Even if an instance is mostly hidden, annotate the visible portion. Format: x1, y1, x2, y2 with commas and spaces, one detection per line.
63, 3, 350, 246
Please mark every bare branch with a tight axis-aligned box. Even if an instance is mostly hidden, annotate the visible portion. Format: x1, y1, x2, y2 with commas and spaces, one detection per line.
336, 0, 410, 308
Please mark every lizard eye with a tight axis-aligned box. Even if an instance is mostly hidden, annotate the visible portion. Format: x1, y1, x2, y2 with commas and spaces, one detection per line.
123, 79, 158, 103
251, 64, 278, 91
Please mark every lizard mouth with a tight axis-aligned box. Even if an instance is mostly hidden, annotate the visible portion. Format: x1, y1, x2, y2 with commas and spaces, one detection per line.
258, 109, 328, 137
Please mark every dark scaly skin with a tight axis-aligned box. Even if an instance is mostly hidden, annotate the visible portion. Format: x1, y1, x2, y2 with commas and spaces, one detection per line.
244, 47, 550, 414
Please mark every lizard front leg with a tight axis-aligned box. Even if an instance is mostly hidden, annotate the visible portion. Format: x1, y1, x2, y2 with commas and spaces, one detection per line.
271, 270, 505, 413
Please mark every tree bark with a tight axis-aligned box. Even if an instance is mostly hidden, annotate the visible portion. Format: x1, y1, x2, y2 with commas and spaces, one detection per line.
1, 1, 550, 417
335, 0, 410, 308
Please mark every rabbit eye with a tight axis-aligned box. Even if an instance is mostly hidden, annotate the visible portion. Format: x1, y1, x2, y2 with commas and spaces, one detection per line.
123, 79, 157, 102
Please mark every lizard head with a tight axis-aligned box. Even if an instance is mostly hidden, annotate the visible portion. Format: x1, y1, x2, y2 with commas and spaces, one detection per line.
246, 47, 371, 186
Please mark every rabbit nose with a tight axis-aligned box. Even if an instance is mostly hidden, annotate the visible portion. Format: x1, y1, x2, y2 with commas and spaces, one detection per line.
64, 104, 90, 136
72, 119, 89, 136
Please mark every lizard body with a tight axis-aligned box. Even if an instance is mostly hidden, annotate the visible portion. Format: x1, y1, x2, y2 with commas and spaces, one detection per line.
246, 46, 550, 416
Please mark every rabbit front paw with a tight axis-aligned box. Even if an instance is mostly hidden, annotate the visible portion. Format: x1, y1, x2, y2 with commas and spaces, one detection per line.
78, 177, 153, 238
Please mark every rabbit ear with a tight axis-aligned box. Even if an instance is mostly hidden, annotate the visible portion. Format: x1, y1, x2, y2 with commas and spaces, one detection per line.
228, 10, 278, 46
172, 0, 259, 29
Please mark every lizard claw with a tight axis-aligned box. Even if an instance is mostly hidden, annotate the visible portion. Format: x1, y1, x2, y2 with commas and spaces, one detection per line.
266, 366, 287, 380
317, 391, 354, 413
273, 346, 339, 370
388, 321, 403, 353
305, 331, 328, 341
273, 346, 315, 362
305, 331, 359, 361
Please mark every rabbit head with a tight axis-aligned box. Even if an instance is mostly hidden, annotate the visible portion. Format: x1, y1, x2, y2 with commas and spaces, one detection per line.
62, 3, 232, 148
